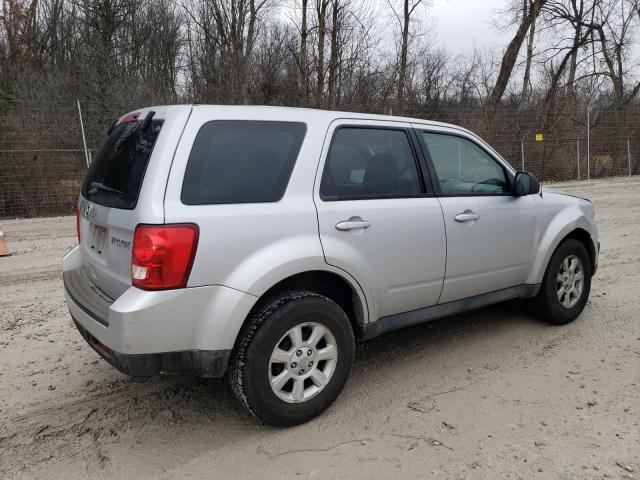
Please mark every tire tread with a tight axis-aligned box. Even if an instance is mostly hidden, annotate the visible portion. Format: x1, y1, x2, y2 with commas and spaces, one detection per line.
534, 238, 592, 325
228, 290, 343, 421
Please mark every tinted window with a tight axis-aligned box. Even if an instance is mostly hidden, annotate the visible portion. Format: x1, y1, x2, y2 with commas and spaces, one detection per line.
82, 118, 164, 209
320, 128, 422, 200
181, 121, 306, 205
421, 132, 509, 194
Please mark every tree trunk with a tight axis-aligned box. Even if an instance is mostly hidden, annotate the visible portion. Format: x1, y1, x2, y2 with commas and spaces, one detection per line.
229, 0, 247, 104
484, 0, 545, 120
520, 0, 538, 104
242, 0, 259, 104
566, 29, 579, 89
315, 0, 328, 106
327, 0, 339, 108
543, 24, 594, 109
397, 0, 410, 115
595, 26, 623, 102
566, 0, 584, 91
299, 0, 309, 107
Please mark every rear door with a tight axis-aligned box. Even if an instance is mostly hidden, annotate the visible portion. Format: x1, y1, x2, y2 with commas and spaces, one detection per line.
414, 126, 538, 303
314, 120, 446, 320
78, 106, 191, 299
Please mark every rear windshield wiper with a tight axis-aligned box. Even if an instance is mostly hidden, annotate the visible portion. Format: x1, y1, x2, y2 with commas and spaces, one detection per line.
88, 181, 124, 196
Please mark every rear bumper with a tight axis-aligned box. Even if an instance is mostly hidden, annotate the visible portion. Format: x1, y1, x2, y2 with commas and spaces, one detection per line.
62, 246, 257, 377
72, 318, 229, 377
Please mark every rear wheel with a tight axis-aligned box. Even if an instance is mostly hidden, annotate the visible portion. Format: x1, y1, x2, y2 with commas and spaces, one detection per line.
229, 291, 354, 427
535, 238, 592, 325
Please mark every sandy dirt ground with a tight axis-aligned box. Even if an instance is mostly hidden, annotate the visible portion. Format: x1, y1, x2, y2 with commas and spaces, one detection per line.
1, 176, 639, 480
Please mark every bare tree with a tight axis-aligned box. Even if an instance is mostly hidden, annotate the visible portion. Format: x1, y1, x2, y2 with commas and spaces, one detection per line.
327, 0, 344, 108
298, 0, 309, 106
388, 0, 424, 114
314, 0, 330, 105
1, 0, 39, 67
521, 0, 541, 103
183, 0, 268, 103
593, 0, 640, 109
484, 0, 547, 119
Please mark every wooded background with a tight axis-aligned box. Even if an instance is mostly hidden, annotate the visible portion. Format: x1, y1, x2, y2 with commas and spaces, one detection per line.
1, 0, 639, 217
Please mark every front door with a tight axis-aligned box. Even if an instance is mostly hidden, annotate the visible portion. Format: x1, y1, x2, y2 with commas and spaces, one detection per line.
314, 120, 446, 320
415, 128, 538, 304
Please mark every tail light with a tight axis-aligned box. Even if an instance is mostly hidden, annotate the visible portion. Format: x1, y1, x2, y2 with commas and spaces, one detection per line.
76, 208, 81, 243
131, 224, 199, 290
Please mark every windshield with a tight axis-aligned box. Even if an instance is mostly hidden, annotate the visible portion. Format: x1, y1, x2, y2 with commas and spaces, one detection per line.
82, 118, 164, 209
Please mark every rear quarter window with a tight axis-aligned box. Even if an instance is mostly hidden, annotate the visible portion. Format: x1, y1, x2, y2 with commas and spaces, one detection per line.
181, 121, 306, 205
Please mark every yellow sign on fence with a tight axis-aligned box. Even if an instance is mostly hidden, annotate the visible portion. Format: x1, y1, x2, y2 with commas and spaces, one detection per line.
535, 133, 544, 141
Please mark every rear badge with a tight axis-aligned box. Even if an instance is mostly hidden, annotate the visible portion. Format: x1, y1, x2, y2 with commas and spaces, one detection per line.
111, 236, 131, 249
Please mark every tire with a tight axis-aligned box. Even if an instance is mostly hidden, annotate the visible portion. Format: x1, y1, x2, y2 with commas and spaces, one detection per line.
535, 238, 592, 325
229, 290, 355, 427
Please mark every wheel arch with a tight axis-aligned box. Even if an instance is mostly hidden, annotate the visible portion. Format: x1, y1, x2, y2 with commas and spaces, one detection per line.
528, 221, 598, 285
563, 228, 597, 272
250, 270, 368, 333
227, 269, 369, 356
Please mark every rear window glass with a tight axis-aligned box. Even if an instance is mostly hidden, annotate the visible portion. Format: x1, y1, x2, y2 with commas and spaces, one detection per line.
181, 121, 306, 205
82, 117, 164, 209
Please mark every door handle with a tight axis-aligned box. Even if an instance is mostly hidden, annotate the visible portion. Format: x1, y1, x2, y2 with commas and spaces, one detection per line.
454, 210, 480, 222
335, 218, 371, 231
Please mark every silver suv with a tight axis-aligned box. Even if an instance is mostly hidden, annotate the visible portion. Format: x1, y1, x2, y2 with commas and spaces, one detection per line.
63, 105, 599, 426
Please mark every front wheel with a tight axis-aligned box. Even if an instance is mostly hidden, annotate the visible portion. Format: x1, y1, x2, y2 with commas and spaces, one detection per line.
535, 238, 592, 325
229, 291, 355, 427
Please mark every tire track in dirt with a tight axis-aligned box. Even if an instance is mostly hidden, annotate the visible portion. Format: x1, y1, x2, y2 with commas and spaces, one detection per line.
0, 270, 61, 287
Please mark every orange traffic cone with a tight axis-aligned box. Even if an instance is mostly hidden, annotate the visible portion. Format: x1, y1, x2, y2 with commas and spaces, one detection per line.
0, 223, 12, 256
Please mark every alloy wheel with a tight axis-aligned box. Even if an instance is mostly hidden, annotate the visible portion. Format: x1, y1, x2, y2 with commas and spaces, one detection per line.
268, 322, 338, 403
556, 254, 584, 309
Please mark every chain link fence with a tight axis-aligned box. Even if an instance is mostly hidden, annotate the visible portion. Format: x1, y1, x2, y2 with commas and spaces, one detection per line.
0, 100, 110, 219
0, 149, 90, 218
1, 102, 638, 219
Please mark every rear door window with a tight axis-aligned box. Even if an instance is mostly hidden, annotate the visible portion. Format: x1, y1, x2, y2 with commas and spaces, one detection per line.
320, 127, 423, 200
181, 121, 306, 205
83, 117, 164, 209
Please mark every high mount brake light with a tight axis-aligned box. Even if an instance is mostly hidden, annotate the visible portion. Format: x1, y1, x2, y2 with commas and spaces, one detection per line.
131, 224, 199, 290
118, 112, 141, 124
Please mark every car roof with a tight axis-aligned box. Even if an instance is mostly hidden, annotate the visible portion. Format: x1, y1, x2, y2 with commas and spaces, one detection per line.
136, 104, 477, 136
185, 104, 469, 132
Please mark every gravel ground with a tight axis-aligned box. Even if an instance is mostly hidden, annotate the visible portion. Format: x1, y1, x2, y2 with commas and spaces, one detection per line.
1, 176, 639, 480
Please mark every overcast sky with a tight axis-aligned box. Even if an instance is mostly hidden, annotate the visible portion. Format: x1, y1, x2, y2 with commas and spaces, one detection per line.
430, 0, 511, 55
430, 0, 640, 68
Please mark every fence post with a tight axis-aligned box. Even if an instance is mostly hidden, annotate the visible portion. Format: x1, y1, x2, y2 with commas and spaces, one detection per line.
577, 139, 580, 180
521, 140, 525, 171
77, 99, 90, 168
586, 106, 590, 180
628, 137, 632, 177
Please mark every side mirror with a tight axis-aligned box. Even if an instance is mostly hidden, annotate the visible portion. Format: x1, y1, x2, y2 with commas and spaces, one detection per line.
514, 171, 540, 196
